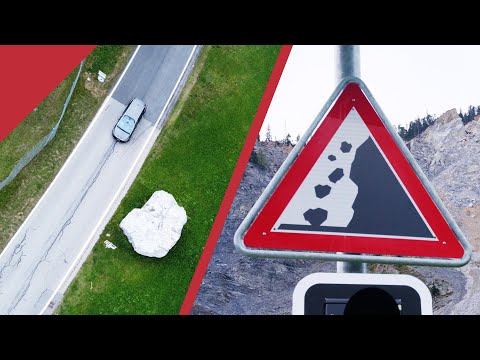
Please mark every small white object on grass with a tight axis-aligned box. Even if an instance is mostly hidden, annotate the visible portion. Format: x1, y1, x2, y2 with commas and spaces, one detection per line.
97, 70, 106, 83
104, 240, 117, 250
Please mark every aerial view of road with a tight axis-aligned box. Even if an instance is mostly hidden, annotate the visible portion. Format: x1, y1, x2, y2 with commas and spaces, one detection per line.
0, 45, 199, 314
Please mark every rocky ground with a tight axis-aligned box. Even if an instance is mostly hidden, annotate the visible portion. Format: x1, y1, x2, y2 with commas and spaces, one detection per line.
408, 110, 480, 314
192, 109, 480, 315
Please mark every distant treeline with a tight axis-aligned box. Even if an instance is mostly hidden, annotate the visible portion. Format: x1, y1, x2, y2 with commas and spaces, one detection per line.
263, 124, 299, 146
398, 105, 480, 141
459, 105, 480, 125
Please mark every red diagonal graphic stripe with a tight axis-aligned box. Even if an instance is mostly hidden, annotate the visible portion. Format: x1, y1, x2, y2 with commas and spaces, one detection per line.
179, 45, 293, 315
0, 45, 95, 142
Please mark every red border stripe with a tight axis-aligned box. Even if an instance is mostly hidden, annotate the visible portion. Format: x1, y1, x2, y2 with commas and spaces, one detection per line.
179, 45, 293, 315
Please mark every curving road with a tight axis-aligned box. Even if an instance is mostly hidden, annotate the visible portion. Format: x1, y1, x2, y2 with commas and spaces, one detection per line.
0, 45, 200, 314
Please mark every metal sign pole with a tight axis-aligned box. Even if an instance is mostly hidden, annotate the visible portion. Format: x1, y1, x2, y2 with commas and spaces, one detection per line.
334, 45, 367, 274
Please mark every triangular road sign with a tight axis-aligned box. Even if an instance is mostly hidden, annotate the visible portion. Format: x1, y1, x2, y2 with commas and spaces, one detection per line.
235, 77, 471, 266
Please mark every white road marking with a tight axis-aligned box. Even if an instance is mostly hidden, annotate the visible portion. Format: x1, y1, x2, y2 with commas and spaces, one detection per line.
39, 45, 198, 314
0, 45, 142, 262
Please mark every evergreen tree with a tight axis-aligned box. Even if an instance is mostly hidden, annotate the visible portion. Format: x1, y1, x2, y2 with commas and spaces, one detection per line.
401, 113, 436, 141
397, 125, 408, 140
265, 124, 272, 142
284, 133, 292, 146
467, 105, 476, 124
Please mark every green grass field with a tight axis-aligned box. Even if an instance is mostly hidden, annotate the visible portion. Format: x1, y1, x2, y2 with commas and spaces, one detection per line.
58, 45, 281, 314
0, 45, 135, 250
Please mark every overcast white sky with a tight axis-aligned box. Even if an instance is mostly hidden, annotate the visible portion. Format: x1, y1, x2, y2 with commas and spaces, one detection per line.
260, 45, 480, 141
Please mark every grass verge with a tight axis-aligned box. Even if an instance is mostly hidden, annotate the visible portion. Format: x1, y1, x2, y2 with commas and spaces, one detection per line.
0, 45, 135, 249
58, 45, 281, 314
0, 69, 76, 180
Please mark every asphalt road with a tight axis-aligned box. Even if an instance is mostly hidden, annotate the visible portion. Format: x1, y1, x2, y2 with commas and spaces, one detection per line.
0, 45, 198, 314
113, 46, 194, 124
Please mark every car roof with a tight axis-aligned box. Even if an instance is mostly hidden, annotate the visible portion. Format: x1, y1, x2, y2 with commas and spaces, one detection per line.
124, 98, 146, 120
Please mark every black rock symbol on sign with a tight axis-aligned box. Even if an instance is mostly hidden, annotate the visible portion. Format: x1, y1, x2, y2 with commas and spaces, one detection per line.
303, 141, 351, 226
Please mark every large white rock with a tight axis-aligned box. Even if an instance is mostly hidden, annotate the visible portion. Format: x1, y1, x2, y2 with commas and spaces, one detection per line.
119, 190, 187, 258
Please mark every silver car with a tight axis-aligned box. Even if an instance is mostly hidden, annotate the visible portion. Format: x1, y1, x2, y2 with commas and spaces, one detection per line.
112, 98, 147, 142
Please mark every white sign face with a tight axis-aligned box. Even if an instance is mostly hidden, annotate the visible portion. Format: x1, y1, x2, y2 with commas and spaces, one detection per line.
292, 272, 433, 315
275, 108, 365, 228
273, 107, 435, 241
235, 78, 470, 266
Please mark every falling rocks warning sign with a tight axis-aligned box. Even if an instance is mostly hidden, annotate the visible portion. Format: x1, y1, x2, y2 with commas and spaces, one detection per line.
235, 78, 471, 266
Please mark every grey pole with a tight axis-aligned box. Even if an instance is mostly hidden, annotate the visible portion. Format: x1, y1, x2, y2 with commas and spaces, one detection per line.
334, 45, 367, 274
335, 45, 361, 80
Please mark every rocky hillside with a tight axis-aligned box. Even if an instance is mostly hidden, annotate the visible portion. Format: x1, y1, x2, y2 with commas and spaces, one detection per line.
409, 109, 480, 208
192, 109, 480, 315
407, 109, 480, 314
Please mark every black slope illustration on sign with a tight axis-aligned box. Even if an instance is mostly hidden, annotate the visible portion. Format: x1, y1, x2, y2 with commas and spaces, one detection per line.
279, 137, 434, 238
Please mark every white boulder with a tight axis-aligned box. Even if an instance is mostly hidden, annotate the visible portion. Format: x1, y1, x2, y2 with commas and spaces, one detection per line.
119, 190, 187, 258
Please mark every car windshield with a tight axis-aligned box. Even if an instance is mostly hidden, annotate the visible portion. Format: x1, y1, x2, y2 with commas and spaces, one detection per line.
117, 115, 136, 134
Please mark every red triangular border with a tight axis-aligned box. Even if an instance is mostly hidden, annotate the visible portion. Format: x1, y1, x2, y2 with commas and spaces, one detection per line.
244, 82, 465, 259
